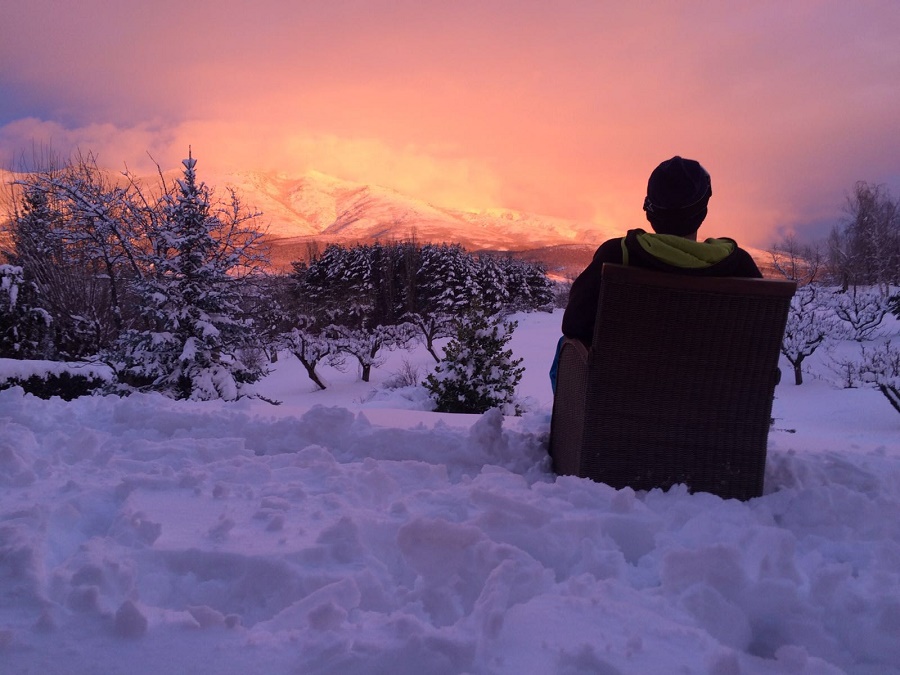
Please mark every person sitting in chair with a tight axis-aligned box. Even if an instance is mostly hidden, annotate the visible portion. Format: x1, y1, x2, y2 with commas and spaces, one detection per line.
550, 156, 762, 389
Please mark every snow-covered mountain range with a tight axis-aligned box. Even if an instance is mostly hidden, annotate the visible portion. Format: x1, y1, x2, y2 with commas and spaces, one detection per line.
219, 170, 612, 247
214, 170, 619, 273
2, 167, 772, 276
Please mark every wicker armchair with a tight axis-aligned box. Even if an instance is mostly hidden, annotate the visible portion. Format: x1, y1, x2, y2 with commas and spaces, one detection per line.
550, 264, 796, 500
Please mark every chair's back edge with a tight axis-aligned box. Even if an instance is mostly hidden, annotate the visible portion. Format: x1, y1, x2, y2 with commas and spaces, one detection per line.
600, 263, 797, 299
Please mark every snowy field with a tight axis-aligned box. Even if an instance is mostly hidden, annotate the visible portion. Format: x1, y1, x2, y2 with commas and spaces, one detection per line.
1, 308, 899, 675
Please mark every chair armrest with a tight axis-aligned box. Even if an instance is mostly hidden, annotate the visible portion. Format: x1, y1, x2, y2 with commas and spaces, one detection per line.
549, 337, 592, 475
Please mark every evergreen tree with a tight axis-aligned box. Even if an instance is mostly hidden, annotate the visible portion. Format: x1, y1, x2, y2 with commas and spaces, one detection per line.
475, 254, 510, 314
0, 264, 52, 358
109, 153, 266, 400
409, 244, 478, 360
5, 179, 111, 358
425, 309, 524, 414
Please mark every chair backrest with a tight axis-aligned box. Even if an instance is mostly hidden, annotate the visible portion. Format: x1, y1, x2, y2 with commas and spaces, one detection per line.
553, 263, 796, 500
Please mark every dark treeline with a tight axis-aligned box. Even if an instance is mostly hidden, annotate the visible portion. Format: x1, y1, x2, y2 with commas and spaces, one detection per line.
254, 240, 555, 386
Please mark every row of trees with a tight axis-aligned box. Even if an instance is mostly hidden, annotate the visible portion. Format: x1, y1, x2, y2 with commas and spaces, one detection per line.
273, 240, 552, 384
1, 152, 554, 407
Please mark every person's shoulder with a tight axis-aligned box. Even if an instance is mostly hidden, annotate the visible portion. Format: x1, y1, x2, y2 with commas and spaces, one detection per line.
722, 239, 763, 278
592, 232, 637, 263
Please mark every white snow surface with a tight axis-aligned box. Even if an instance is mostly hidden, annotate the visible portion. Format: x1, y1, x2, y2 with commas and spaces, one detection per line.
1, 309, 899, 675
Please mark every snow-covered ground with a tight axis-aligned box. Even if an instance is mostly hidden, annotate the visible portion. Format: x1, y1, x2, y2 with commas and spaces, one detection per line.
1, 308, 898, 675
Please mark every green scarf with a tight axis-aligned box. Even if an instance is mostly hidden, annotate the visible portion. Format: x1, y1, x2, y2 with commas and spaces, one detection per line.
632, 232, 735, 269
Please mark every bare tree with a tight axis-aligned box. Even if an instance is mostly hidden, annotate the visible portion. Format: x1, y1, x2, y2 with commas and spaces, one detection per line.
770, 235, 823, 286
828, 182, 900, 292
781, 284, 839, 385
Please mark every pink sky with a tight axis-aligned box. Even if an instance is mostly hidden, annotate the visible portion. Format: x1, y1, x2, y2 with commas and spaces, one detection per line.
2, 1, 899, 248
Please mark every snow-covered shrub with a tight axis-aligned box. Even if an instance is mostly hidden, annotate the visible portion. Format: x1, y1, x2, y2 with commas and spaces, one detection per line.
425, 310, 524, 414
383, 359, 422, 390
0, 371, 106, 400
0, 359, 112, 400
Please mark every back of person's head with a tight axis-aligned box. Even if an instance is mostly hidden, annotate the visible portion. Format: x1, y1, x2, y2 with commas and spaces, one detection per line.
642, 156, 711, 236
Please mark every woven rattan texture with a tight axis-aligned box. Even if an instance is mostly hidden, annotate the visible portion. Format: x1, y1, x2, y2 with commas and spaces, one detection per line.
551, 265, 794, 500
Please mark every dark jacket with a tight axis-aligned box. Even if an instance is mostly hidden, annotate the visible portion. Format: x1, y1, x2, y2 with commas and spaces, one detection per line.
562, 228, 762, 345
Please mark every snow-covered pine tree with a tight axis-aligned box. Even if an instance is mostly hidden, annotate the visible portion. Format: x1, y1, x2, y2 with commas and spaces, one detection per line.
417, 244, 479, 317
5, 178, 107, 358
0, 264, 52, 358
425, 308, 524, 414
501, 256, 555, 312
474, 254, 510, 315
408, 244, 478, 361
109, 152, 266, 400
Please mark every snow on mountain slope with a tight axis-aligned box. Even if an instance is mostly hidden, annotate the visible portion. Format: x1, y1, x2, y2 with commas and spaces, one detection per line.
216, 170, 616, 251
1, 166, 771, 276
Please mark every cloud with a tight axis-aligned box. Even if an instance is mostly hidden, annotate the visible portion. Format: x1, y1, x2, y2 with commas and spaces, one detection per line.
0, 116, 504, 215
1, 1, 899, 248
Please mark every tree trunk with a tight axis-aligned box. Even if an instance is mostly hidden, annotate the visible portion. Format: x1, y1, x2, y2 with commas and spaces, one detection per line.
299, 357, 326, 390
879, 384, 900, 414
793, 362, 804, 386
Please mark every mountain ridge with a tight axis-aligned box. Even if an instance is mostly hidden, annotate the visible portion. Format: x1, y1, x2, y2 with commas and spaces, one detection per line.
1, 167, 773, 277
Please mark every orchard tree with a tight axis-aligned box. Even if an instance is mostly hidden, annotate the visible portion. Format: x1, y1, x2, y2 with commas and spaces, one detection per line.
780, 284, 839, 385
329, 322, 416, 383
832, 286, 891, 342
279, 320, 334, 390
858, 341, 900, 414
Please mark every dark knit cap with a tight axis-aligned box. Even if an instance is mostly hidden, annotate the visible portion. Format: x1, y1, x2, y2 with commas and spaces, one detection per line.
642, 156, 712, 236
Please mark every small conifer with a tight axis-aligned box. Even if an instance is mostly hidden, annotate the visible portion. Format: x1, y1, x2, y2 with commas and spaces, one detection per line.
425, 309, 524, 414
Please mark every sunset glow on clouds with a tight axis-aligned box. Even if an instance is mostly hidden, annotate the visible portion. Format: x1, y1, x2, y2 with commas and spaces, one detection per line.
2, 1, 899, 247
